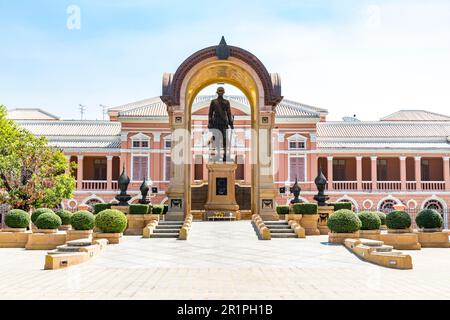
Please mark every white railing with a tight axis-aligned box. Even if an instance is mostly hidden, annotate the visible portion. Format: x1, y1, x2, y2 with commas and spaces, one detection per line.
111, 181, 119, 190
377, 181, 402, 191
421, 181, 445, 191
82, 180, 108, 191
406, 182, 416, 191
333, 181, 358, 191
362, 181, 373, 191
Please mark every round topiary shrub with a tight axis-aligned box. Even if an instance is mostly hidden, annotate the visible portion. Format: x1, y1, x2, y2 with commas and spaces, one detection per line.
415, 209, 443, 229
95, 209, 127, 233
5, 209, 30, 229
375, 211, 387, 225
71, 211, 95, 230
386, 211, 411, 230
327, 209, 362, 233
358, 211, 381, 230
31, 208, 54, 224
35, 212, 62, 230
55, 210, 73, 225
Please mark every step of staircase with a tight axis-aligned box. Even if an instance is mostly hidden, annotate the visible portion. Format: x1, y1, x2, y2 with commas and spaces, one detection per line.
265, 221, 289, 225
153, 229, 180, 234
159, 222, 184, 225
157, 225, 183, 229
266, 225, 291, 229
150, 233, 180, 238
271, 233, 297, 238
270, 229, 296, 234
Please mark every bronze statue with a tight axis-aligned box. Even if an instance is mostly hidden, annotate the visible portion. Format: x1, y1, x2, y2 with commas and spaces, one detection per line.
208, 87, 234, 162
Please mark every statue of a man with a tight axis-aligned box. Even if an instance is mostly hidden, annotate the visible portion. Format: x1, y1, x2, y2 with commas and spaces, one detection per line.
208, 87, 234, 162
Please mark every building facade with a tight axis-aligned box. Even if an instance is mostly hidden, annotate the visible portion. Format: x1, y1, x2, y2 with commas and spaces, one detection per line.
6, 102, 450, 226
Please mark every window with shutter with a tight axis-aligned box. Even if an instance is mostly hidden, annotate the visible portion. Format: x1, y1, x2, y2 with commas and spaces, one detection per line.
289, 157, 305, 182
132, 156, 148, 181
165, 155, 172, 181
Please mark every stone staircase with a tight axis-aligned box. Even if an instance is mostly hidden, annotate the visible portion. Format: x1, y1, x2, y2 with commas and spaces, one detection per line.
150, 221, 184, 238
265, 221, 297, 238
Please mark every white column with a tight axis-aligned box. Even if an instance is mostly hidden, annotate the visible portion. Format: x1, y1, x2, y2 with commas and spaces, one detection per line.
327, 156, 333, 191
106, 156, 113, 190
371, 156, 378, 191
77, 155, 84, 190
400, 156, 407, 191
415, 156, 422, 191
443, 157, 450, 191
356, 156, 363, 190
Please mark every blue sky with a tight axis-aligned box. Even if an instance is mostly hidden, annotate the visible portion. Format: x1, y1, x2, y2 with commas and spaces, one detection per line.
1, 0, 450, 120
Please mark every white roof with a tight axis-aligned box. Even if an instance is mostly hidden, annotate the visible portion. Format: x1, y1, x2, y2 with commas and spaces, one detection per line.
381, 110, 450, 122
7, 108, 60, 120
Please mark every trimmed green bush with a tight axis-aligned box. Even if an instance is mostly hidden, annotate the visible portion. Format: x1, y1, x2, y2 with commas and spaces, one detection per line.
31, 208, 54, 224
55, 210, 73, 225
35, 212, 62, 230
327, 209, 361, 233
276, 206, 290, 215
71, 211, 95, 230
129, 204, 149, 215
331, 202, 353, 211
293, 203, 318, 215
375, 211, 387, 225
416, 209, 443, 229
358, 211, 381, 230
93, 203, 112, 214
152, 205, 163, 215
163, 204, 169, 215
95, 209, 128, 233
5, 209, 30, 229
386, 211, 411, 230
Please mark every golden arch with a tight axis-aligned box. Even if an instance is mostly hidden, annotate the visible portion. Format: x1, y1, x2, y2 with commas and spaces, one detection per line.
162, 40, 282, 220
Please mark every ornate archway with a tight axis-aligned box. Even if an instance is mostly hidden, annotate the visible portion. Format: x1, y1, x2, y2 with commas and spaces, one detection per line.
161, 38, 283, 220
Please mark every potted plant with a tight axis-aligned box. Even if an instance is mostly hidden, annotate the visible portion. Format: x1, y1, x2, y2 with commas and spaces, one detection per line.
26, 212, 66, 250
126, 204, 152, 235
152, 205, 164, 220
55, 209, 73, 231
31, 208, 54, 229
0, 209, 31, 248
357, 211, 381, 240
94, 209, 128, 244
415, 209, 449, 248
67, 210, 95, 241
327, 209, 361, 244
293, 203, 319, 235
276, 205, 290, 220
379, 211, 421, 250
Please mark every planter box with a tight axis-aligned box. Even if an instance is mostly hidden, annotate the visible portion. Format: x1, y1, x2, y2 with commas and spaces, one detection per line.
0, 229, 31, 248
286, 214, 302, 223
387, 228, 413, 234
299, 214, 320, 235
33, 229, 58, 234
380, 225, 387, 230
94, 232, 122, 244
125, 214, 159, 235
59, 225, 72, 231
25, 231, 67, 250
416, 231, 450, 248
66, 229, 93, 242
328, 232, 359, 244
359, 229, 381, 240
379, 233, 421, 250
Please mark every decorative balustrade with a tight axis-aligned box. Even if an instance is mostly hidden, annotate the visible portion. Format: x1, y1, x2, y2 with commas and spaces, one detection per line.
406, 182, 416, 191
332, 181, 358, 191
81, 180, 108, 191
376, 181, 402, 191
362, 181, 373, 191
421, 181, 445, 191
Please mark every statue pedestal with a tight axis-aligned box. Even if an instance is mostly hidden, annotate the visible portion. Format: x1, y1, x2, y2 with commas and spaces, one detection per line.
318, 206, 334, 235
204, 163, 240, 220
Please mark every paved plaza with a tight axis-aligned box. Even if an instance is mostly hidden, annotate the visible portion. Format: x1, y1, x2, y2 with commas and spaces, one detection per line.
1, 221, 450, 300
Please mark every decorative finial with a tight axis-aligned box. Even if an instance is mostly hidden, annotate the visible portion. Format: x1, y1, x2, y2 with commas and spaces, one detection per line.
216, 36, 230, 60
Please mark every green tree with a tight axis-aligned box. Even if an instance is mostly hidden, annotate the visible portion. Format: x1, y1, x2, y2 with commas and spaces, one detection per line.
0, 105, 76, 211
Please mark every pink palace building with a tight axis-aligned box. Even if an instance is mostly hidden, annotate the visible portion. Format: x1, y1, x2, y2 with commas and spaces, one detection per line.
5, 100, 450, 227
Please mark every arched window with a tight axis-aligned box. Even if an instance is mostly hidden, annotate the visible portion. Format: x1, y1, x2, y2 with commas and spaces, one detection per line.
378, 199, 398, 213
85, 198, 103, 212
423, 199, 445, 214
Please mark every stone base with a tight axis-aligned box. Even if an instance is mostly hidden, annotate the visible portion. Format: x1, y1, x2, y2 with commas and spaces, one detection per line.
319, 225, 330, 235
300, 214, 320, 235
328, 232, 360, 244
416, 231, 450, 248
33, 229, 58, 234
66, 230, 93, 242
58, 225, 72, 231
286, 214, 302, 223
125, 214, 159, 235
379, 233, 421, 250
0, 230, 31, 248
94, 232, 122, 244
25, 232, 67, 250
205, 210, 240, 221
259, 211, 280, 221
359, 229, 381, 240
165, 212, 185, 221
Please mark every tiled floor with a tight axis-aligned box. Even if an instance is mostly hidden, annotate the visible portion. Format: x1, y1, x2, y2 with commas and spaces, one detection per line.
0, 221, 449, 299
